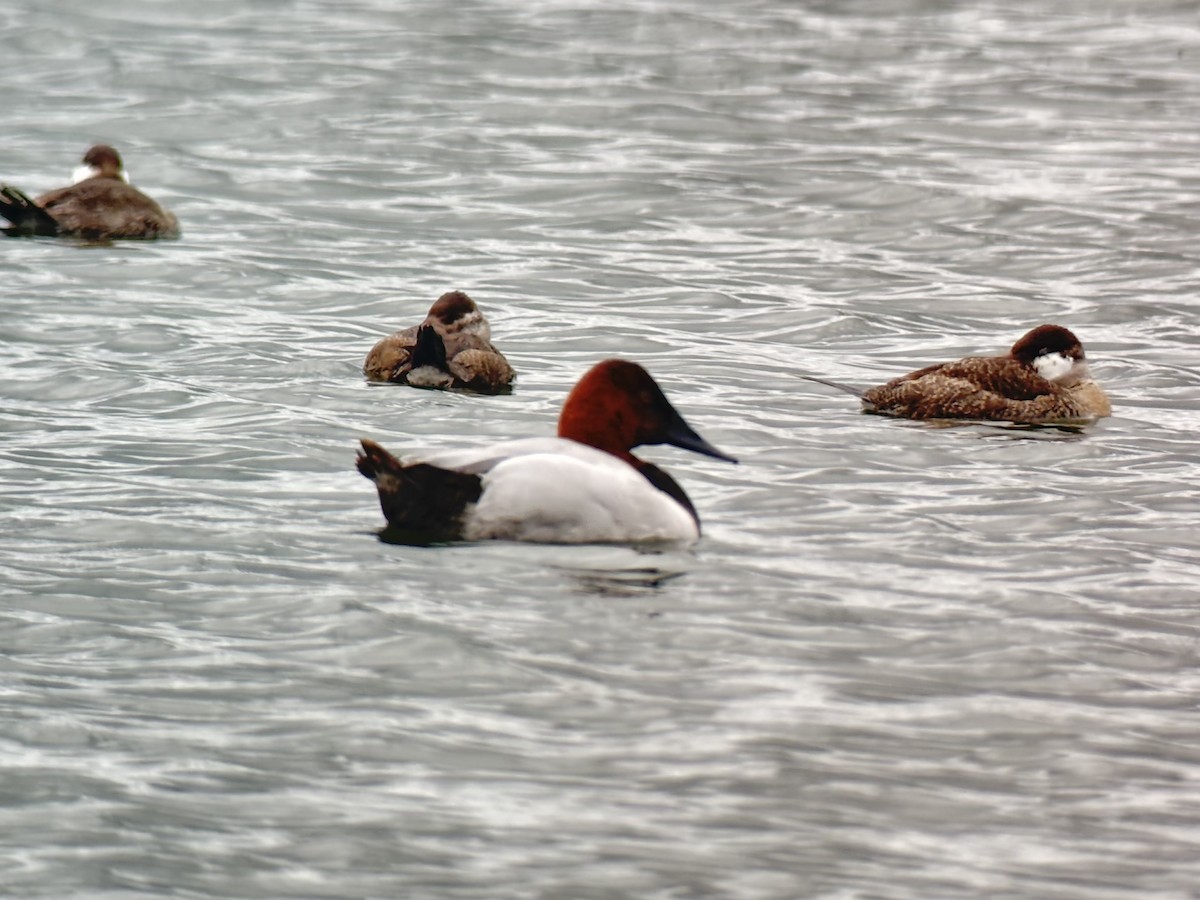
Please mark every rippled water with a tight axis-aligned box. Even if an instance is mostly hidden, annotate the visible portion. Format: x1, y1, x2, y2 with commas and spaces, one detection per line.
3, 1, 1200, 897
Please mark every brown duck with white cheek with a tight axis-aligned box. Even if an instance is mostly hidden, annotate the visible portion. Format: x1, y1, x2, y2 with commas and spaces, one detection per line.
363, 291, 515, 394
858, 324, 1111, 423
0, 144, 179, 240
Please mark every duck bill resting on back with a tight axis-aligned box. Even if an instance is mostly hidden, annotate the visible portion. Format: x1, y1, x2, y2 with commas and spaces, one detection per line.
810, 324, 1112, 425
356, 359, 737, 544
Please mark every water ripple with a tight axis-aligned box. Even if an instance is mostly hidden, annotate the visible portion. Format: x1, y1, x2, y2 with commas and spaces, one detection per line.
3, 1, 1200, 898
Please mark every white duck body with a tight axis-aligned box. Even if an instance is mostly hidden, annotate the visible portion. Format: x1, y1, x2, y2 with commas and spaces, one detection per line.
417, 437, 700, 543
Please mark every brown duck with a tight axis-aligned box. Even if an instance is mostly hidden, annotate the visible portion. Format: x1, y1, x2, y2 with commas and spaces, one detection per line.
1, 144, 179, 241
363, 291, 515, 394
810, 325, 1111, 424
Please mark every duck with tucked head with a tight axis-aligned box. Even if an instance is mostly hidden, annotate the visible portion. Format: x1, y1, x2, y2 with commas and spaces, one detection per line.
810, 325, 1111, 424
861, 324, 1111, 423
363, 290, 515, 394
356, 359, 737, 543
0, 144, 179, 240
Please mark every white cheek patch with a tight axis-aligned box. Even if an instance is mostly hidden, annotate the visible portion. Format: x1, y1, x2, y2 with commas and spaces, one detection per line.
451, 311, 488, 338
72, 165, 129, 184
1033, 351, 1076, 383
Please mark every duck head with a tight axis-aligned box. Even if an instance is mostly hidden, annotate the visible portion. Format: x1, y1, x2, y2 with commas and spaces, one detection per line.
72, 144, 129, 184
1010, 324, 1091, 386
557, 359, 738, 466
424, 290, 491, 340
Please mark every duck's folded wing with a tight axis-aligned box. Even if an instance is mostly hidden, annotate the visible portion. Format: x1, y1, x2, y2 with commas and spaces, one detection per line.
363, 325, 419, 380
446, 348, 514, 393
925, 357, 1054, 400
36, 180, 178, 239
419, 437, 611, 475
465, 451, 698, 543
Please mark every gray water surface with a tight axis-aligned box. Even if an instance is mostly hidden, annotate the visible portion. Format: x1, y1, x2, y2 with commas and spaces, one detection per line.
3, 2, 1200, 898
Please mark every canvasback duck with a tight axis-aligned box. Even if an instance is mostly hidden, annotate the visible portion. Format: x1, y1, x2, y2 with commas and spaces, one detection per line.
814, 324, 1111, 424
363, 290, 515, 394
356, 359, 737, 543
0, 144, 179, 240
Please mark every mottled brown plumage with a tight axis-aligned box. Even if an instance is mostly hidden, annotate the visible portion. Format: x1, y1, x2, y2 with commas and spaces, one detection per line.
362, 291, 515, 394
860, 324, 1111, 423
1, 145, 179, 240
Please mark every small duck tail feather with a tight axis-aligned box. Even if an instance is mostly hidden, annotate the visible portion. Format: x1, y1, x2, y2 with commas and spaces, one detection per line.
411, 323, 449, 372
799, 373, 866, 399
0, 185, 60, 236
356, 438, 401, 482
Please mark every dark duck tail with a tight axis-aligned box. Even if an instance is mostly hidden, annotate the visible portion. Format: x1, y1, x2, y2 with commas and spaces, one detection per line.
356, 439, 482, 540
0, 186, 61, 236
798, 373, 866, 399
410, 322, 450, 372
